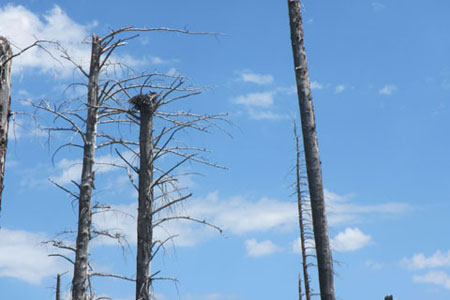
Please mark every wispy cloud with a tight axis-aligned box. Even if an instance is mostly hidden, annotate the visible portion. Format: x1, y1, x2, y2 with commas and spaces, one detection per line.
325, 189, 412, 226
291, 236, 315, 254
403, 250, 450, 270
413, 271, 450, 290
238, 71, 274, 85
379, 84, 397, 95
245, 239, 282, 257
365, 260, 383, 270
94, 191, 411, 249
335, 84, 345, 94
331, 227, 372, 252
50, 152, 133, 185
232, 91, 288, 120
371, 2, 386, 12
0, 5, 165, 78
184, 293, 238, 300
311, 81, 324, 90
0, 5, 93, 77
0, 228, 70, 284
233, 92, 274, 108
246, 109, 288, 120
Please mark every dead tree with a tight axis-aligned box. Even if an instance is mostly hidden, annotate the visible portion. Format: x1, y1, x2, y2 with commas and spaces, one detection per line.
132, 93, 157, 300
31, 27, 224, 300
0, 37, 12, 210
69, 33, 102, 300
294, 124, 313, 300
56, 273, 61, 300
119, 84, 226, 300
287, 1, 336, 299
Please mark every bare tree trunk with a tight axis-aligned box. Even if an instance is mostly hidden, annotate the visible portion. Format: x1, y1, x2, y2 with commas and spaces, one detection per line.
0, 37, 12, 210
298, 273, 303, 300
295, 127, 311, 300
287, 1, 336, 299
72, 34, 101, 300
56, 274, 61, 300
133, 93, 157, 300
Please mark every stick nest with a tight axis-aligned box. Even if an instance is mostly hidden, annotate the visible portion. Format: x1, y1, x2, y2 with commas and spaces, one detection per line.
129, 92, 158, 110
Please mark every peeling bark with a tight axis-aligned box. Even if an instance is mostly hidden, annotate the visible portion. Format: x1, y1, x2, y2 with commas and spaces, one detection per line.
72, 34, 101, 300
287, 1, 336, 299
0, 37, 12, 210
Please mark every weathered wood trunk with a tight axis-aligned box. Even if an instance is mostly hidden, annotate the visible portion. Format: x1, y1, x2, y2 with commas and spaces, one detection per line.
56, 274, 61, 300
0, 37, 12, 210
295, 129, 311, 300
72, 34, 101, 300
298, 273, 303, 300
287, 1, 336, 299
133, 93, 157, 300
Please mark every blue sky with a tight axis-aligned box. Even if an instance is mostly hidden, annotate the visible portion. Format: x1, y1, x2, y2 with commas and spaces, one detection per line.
1, 1, 450, 299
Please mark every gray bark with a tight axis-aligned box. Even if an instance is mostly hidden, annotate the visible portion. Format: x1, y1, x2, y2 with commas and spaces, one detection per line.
298, 273, 303, 300
295, 129, 311, 300
132, 93, 158, 300
287, 1, 336, 299
56, 274, 61, 300
0, 37, 12, 210
72, 33, 101, 300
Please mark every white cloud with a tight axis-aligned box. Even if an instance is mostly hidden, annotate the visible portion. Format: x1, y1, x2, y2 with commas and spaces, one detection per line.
379, 84, 397, 95
150, 56, 169, 65
311, 81, 324, 90
365, 260, 383, 270
331, 227, 372, 252
238, 71, 274, 85
93, 191, 410, 249
233, 92, 274, 108
335, 84, 345, 94
232, 91, 290, 121
291, 237, 315, 254
413, 271, 450, 290
245, 239, 282, 257
0, 228, 70, 284
50, 152, 133, 185
325, 189, 412, 226
185, 293, 237, 300
0, 4, 93, 77
190, 193, 295, 235
403, 250, 450, 270
7, 116, 47, 141
372, 2, 386, 12
0, 5, 159, 78
247, 109, 288, 120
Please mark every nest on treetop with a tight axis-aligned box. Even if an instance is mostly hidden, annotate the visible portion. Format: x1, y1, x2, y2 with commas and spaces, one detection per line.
129, 92, 158, 110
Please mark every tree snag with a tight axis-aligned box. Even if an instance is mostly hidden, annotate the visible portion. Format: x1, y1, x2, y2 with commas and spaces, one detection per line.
71, 33, 101, 300
294, 125, 312, 300
0, 37, 12, 210
132, 93, 158, 300
56, 273, 61, 300
287, 1, 336, 299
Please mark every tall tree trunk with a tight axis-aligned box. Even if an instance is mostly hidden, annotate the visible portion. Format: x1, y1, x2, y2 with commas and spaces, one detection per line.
56, 274, 61, 300
295, 128, 311, 300
298, 273, 303, 300
287, 1, 336, 299
72, 34, 101, 300
0, 37, 12, 211
133, 93, 157, 300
